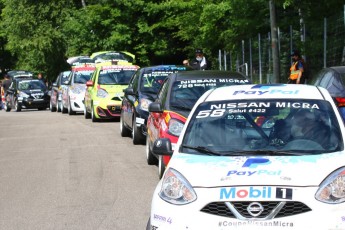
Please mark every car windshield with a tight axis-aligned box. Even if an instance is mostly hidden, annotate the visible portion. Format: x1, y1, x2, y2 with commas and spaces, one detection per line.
181, 99, 343, 155
73, 71, 93, 84
95, 52, 127, 61
170, 78, 249, 111
140, 72, 172, 93
18, 80, 46, 90
98, 69, 136, 85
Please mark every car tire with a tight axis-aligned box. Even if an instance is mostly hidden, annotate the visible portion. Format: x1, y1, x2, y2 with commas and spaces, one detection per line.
146, 135, 157, 165
158, 155, 166, 179
14, 99, 21, 112
57, 100, 62, 112
61, 102, 67, 114
84, 105, 91, 119
68, 98, 76, 115
132, 115, 144, 145
5, 102, 11, 112
50, 101, 56, 112
91, 103, 98, 122
146, 218, 151, 230
120, 111, 131, 137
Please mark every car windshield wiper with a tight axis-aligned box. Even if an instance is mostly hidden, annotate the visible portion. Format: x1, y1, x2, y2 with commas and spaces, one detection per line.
181, 145, 222, 156
222, 150, 304, 156
171, 104, 191, 111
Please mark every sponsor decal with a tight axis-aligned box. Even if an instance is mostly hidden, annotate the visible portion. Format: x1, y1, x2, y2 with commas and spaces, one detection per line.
226, 158, 281, 177
220, 187, 272, 199
220, 187, 293, 200
233, 89, 299, 96
218, 220, 294, 228
153, 214, 172, 224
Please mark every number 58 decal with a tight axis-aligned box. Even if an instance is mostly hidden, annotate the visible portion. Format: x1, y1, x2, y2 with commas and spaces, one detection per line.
196, 109, 226, 118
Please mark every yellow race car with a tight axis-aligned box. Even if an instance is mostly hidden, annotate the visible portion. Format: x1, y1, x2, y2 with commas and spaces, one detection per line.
90, 51, 135, 66
84, 64, 139, 122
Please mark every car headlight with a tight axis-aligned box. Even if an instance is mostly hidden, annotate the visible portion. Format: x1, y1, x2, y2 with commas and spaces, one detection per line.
159, 168, 197, 205
71, 86, 82, 94
18, 91, 29, 98
140, 98, 152, 111
168, 119, 184, 136
315, 167, 345, 204
97, 88, 108, 98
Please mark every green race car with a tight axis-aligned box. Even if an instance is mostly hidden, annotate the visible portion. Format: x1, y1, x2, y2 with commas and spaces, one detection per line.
84, 64, 139, 121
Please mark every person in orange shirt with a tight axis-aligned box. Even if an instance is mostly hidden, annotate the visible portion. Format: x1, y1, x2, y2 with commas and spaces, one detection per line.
288, 50, 305, 84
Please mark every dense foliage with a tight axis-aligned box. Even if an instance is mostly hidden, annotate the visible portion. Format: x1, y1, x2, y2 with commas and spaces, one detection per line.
0, 0, 343, 82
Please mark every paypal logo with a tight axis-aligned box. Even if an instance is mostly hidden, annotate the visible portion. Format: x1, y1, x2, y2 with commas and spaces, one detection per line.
251, 84, 286, 90
225, 158, 281, 177
233, 84, 299, 96
242, 158, 270, 168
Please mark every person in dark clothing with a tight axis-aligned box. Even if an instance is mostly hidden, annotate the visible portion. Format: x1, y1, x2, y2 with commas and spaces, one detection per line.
2, 74, 12, 95
37, 73, 48, 87
190, 49, 209, 70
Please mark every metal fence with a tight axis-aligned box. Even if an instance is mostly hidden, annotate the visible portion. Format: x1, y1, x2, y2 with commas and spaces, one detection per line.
218, 5, 345, 84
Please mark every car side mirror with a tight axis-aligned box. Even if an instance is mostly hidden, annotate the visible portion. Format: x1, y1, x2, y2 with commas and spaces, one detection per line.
152, 138, 173, 156
123, 87, 135, 95
148, 102, 163, 113
86, 80, 94, 87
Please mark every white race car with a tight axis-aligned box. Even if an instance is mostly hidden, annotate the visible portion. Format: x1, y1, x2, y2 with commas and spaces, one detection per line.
61, 64, 96, 115
147, 84, 345, 230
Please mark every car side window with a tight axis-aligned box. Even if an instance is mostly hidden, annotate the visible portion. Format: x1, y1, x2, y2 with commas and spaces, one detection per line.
319, 70, 333, 88
131, 72, 140, 92
157, 79, 170, 107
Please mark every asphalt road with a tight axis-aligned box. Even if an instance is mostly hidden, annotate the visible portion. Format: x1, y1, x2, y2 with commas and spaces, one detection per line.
0, 109, 159, 230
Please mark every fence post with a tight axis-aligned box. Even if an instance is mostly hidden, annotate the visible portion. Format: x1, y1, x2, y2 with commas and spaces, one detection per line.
324, 18, 327, 68
224, 51, 227, 71
249, 38, 253, 82
259, 33, 262, 84
218, 49, 222, 70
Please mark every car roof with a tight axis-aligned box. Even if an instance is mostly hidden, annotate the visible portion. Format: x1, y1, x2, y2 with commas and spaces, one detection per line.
139, 65, 193, 71
171, 70, 249, 81
71, 65, 96, 71
99, 65, 139, 70
204, 84, 327, 102
328, 66, 345, 73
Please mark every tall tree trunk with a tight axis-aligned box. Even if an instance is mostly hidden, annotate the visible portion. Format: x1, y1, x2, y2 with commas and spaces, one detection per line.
269, 0, 280, 83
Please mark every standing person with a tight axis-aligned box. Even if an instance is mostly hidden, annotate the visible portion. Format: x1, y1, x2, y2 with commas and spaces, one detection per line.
183, 59, 190, 66
37, 73, 48, 86
288, 50, 305, 84
190, 49, 208, 70
1, 74, 11, 109
2, 74, 12, 96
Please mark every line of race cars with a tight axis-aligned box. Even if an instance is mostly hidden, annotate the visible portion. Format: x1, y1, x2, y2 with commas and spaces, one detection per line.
4, 51, 345, 229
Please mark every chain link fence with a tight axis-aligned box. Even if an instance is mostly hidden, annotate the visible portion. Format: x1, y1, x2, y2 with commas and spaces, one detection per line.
218, 5, 345, 84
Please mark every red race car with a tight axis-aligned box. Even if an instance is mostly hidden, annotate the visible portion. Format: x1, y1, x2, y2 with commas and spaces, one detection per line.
146, 70, 251, 178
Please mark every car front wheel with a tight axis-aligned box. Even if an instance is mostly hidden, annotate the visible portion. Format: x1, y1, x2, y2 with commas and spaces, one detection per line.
158, 155, 166, 179
91, 103, 98, 122
50, 101, 56, 112
146, 135, 158, 165
120, 112, 131, 137
132, 115, 145, 145
14, 99, 21, 112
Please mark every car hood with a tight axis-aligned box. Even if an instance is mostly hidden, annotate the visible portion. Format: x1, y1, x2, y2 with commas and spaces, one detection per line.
168, 152, 345, 187
21, 89, 47, 95
100, 84, 128, 94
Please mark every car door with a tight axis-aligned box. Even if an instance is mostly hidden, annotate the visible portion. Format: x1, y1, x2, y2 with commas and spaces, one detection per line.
84, 69, 98, 112
151, 78, 171, 141
6, 81, 16, 108
123, 70, 140, 128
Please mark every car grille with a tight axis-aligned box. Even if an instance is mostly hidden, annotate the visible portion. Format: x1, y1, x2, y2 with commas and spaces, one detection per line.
200, 201, 311, 220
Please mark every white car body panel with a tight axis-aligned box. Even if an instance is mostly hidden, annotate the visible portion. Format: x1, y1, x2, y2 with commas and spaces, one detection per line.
149, 84, 345, 229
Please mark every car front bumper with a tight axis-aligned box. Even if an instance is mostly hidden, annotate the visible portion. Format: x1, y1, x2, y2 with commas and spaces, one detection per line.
149, 185, 345, 229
